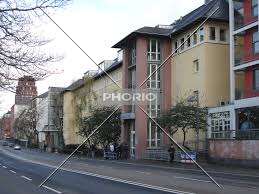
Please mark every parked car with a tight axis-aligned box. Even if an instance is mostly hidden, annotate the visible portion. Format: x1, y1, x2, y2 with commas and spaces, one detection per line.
13, 145, 21, 150
2, 141, 8, 146
8, 143, 15, 147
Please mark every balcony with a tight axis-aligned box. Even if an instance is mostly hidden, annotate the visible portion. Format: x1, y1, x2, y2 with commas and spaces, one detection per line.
234, 42, 259, 68
233, 0, 258, 32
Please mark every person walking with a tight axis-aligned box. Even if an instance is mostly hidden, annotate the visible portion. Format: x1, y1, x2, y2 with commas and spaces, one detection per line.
168, 144, 175, 163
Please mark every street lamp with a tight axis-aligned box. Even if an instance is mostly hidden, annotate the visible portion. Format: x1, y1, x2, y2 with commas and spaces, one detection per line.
187, 91, 199, 156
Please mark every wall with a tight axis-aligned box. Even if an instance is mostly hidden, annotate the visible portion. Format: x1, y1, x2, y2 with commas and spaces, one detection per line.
63, 91, 77, 145
171, 21, 230, 148
209, 139, 259, 165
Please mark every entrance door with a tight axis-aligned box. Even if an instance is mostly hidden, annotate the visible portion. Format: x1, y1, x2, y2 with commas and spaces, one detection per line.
130, 122, 136, 158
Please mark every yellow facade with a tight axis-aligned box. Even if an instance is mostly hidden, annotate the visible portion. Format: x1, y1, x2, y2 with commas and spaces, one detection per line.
171, 21, 230, 147
63, 67, 122, 145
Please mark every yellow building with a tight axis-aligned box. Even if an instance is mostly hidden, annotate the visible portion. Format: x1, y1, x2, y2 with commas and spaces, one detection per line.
63, 54, 122, 145
170, 1, 230, 149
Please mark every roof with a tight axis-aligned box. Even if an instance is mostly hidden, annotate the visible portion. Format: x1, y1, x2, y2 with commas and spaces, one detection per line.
63, 58, 122, 92
113, 27, 172, 48
93, 58, 122, 79
170, 0, 229, 35
64, 79, 85, 92
37, 91, 48, 99
112, 0, 229, 48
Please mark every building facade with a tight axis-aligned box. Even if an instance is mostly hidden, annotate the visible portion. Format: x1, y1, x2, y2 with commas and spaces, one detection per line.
63, 52, 122, 146
114, 0, 230, 159
208, 0, 259, 166
36, 87, 65, 151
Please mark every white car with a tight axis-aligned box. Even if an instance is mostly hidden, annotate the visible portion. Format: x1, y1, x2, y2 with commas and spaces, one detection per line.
13, 145, 21, 150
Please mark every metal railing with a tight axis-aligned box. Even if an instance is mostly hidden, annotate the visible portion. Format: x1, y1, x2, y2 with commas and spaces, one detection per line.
211, 129, 259, 140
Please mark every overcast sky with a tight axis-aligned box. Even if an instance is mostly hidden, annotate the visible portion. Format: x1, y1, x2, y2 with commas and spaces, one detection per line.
0, 0, 204, 116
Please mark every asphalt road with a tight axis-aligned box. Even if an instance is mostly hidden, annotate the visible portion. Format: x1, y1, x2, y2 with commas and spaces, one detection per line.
1, 145, 259, 194
0, 151, 182, 194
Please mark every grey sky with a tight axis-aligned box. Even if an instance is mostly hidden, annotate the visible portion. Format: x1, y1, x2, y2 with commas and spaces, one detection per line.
0, 0, 204, 116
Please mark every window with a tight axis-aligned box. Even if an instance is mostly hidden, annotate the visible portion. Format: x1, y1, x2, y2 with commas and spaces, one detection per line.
253, 31, 259, 54
147, 64, 160, 89
193, 60, 199, 73
193, 31, 198, 45
147, 39, 161, 61
147, 120, 161, 148
199, 27, 204, 42
129, 43, 136, 65
210, 112, 231, 139
128, 67, 136, 89
174, 40, 178, 53
254, 69, 259, 90
219, 29, 226, 42
210, 27, 216, 40
252, 0, 258, 17
180, 37, 184, 51
187, 35, 191, 48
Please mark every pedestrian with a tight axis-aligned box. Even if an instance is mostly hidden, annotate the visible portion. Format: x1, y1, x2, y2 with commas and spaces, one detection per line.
168, 144, 175, 163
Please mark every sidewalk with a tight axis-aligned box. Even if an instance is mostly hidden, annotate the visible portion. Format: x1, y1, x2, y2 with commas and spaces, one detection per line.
19, 147, 259, 177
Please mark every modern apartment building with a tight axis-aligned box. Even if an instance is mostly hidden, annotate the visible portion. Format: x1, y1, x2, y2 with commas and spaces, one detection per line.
113, 0, 230, 159
208, 0, 259, 166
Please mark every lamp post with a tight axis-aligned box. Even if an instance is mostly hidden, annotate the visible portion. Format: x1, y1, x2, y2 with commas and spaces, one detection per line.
187, 91, 199, 156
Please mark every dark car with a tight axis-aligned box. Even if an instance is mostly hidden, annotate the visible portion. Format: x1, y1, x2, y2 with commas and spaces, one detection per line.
2, 142, 8, 146
8, 143, 15, 147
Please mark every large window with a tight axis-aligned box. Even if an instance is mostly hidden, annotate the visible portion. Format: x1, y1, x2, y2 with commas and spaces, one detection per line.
193, 31, 198, 45
129, 43, 136, 65
210, 112, 231, 139
187, 34, 191, 48
254, 69, 259, 90
147, 39, 161, 61
147, 120, 161, 148
252, 31, 259, 54
209, 27, 216, 40
237, 107, 259, 140
252, 0, 258, 17
180, 37, 185, 51
147, 64, 161, 89
199, 27, 204, 42
174, 40, 178, 53
220, 29, 226, 42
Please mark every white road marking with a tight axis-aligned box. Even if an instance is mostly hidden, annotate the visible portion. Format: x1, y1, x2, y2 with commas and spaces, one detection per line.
42, 185, 62, 194
136, 171, 151, 175
67, 169, 195, 194
21, 176, 32, 181
175, 176, 212, 183
10, 170, 16, 174
2, 165, 7, 168
0, 153, 195, 194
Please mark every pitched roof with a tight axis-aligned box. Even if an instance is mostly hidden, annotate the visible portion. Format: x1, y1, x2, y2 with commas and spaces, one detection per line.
93, 58, 122, 79
170, 0, 229, 35
64, 79, 85, 92
112, 0, 229, 48
113, 27, 172, 48
37, 91, 48, 99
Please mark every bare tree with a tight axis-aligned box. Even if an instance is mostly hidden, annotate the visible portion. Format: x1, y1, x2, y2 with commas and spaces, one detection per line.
0, 0, 71, 91
14, 100, 41, 146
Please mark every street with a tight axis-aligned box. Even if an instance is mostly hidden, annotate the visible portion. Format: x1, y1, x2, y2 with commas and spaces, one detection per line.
1, 146, 259, 194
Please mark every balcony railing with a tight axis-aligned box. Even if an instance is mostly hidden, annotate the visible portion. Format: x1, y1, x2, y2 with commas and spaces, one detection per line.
233, 1, 258, 31
211, 129, 259, 140
235, 48, 259, 66
235, 88, 259, 100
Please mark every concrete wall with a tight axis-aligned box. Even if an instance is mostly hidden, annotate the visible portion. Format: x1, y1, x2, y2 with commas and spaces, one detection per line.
208, 140, 259, 166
